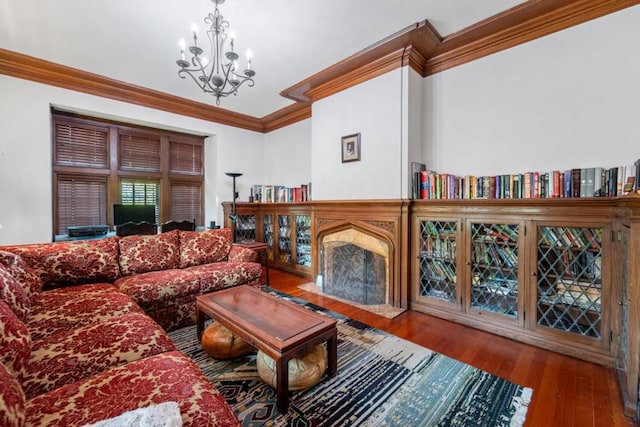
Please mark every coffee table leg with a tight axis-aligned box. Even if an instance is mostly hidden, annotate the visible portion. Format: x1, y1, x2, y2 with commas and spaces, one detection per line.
327, 329, 338, 377
196, 308, 204, 340
276, 357, 289, 413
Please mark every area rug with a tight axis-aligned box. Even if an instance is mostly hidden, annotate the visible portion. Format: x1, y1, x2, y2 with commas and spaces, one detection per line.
169, 289, 531, 426
298, 282, 406, 319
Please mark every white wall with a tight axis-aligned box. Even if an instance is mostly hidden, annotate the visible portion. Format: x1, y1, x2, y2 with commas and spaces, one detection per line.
263, 118, 312, 189
311, 69, 404, 200
423, 6, 640, 176
0, 75, 264, 244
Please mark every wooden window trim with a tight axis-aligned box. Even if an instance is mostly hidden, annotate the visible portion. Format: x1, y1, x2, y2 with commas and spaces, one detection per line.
52, 110, 206, 237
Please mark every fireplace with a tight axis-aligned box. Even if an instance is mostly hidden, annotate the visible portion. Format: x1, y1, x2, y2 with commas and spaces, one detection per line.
321, 229, 389, 305
313, 200, 408, 309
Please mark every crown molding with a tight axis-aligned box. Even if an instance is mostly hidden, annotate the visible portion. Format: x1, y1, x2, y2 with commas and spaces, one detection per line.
261, 103, 312, 133
1, 1, 638, 133
280, 20, 441, 104
0, 48, 264, 132
425, 0, 640, 75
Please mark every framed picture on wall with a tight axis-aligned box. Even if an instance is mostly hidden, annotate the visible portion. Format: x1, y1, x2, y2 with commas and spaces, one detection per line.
341, 133, 361, 163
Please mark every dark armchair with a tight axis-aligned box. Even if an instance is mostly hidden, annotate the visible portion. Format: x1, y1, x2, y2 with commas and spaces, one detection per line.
161, 220, 196, 233
115, 221, 158, 237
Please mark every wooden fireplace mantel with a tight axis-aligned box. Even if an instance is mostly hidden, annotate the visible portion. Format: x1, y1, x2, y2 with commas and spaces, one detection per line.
222, 199, 411, 309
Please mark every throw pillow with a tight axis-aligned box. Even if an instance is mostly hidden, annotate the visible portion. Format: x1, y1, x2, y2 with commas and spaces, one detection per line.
0, 250, 43, 300
119, 231, 180, 275
0, 264, 30, 322
179, 228, 232, 268
0, 362, 26, 427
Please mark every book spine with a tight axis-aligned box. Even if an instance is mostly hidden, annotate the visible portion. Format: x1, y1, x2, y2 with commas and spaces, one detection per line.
420, 171, 428, 199
586, 168, 595, 197
580, 168, 587, 198
563, 170, 571, 198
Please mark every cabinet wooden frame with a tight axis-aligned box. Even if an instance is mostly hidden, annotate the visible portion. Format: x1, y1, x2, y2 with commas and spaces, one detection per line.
409, 198, 623, 369
465, 217, 526, 329
222, 202, 313, 277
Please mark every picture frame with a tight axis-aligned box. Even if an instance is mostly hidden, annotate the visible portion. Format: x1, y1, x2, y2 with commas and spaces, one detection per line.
341, 133, 361, 163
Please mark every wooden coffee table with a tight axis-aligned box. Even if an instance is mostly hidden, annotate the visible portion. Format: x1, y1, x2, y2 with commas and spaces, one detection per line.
196, 285, 338, 413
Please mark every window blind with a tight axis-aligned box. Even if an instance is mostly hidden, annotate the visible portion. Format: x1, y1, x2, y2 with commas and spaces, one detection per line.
170, 140, 204, 175
54, 122, 109, 168
119, 132, 161, 172
56, 175, 107, 234
170, 182, 202, 224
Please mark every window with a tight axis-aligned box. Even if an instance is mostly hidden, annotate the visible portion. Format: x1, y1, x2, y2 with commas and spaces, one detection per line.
120, 179, 160, 224
52, 111, 205, 236
56, 175, 107, 234
170, 182, 202, 224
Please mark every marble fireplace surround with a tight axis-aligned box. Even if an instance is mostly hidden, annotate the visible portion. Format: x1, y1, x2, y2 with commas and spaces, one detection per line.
313, 200, 410, 309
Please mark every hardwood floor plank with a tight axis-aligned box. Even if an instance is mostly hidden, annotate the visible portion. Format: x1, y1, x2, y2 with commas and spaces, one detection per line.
267, 269, 636, 426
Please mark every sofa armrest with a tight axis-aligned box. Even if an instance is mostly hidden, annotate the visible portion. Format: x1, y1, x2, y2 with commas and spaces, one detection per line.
228, 246, 257, 263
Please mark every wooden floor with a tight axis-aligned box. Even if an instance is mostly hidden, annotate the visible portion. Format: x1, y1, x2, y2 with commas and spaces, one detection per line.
266, 269, 638, 427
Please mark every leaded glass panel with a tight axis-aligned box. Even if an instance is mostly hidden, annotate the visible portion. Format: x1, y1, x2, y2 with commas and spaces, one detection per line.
470, 223, 519, 318
536, 226, 602, 338
418, 220, 457, 304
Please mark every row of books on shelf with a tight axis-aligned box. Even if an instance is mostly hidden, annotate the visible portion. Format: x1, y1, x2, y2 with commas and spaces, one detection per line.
251, 183, 312, 203
411, 161, 640, 200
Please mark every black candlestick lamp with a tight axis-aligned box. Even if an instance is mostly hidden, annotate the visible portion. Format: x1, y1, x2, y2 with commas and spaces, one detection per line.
225, 172, 242, 242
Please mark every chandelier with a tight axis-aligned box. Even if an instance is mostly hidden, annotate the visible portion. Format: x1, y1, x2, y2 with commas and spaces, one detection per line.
176, 0, 255, 105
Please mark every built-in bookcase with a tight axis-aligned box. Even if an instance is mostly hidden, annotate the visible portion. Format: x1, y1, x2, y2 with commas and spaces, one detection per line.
410, 199, 621, 370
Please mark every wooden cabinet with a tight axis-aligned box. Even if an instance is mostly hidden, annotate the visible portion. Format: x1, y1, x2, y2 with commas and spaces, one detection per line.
411, 199, 622, 368
223, 202, 313, 277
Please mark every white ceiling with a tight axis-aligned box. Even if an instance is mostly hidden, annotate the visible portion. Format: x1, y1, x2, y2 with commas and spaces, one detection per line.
0, 0, 526, 118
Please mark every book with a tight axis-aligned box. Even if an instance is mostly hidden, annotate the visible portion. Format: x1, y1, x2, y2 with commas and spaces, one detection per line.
580, 168, 587, 198
585, 168, 595, 197
411, 162, 426, 199
571, 168, 581, 197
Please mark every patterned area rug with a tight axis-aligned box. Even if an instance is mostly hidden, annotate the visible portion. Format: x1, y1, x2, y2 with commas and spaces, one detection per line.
298, 282, 406, 319
169, 289, 532, 426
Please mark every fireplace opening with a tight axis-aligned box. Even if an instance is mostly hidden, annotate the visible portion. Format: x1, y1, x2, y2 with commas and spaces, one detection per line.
320, 228, 389, 306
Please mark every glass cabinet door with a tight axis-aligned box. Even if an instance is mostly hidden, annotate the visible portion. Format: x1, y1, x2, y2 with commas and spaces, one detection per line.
234, 214, 256, 243
263, 214, 274, 261
535, 225, 603, 339
417, 219, 458, 306
277, 214, 292, 264
469, 222, 520, 320
295, 215, 311, 268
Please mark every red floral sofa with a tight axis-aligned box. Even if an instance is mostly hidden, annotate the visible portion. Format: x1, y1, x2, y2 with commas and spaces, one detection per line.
1, 228, 262, 331
0, 228, 262, 426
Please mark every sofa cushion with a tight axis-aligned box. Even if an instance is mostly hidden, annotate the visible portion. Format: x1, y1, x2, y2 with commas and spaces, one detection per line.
113, 268, 200, 305
27, 287, 143, 341
118, 231, 180, 275
30, 283, 117, 310
0, 362, 26, 427
0, 251, 43, 300
178, 228, 232, 268
25, 351, 240, 427
228, 245, 258, 263
0, 300, 31, 384
0, 264, 30, 322
1, 238, 120, 288
188, 262, 262, 294
23, 312, 176, 398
